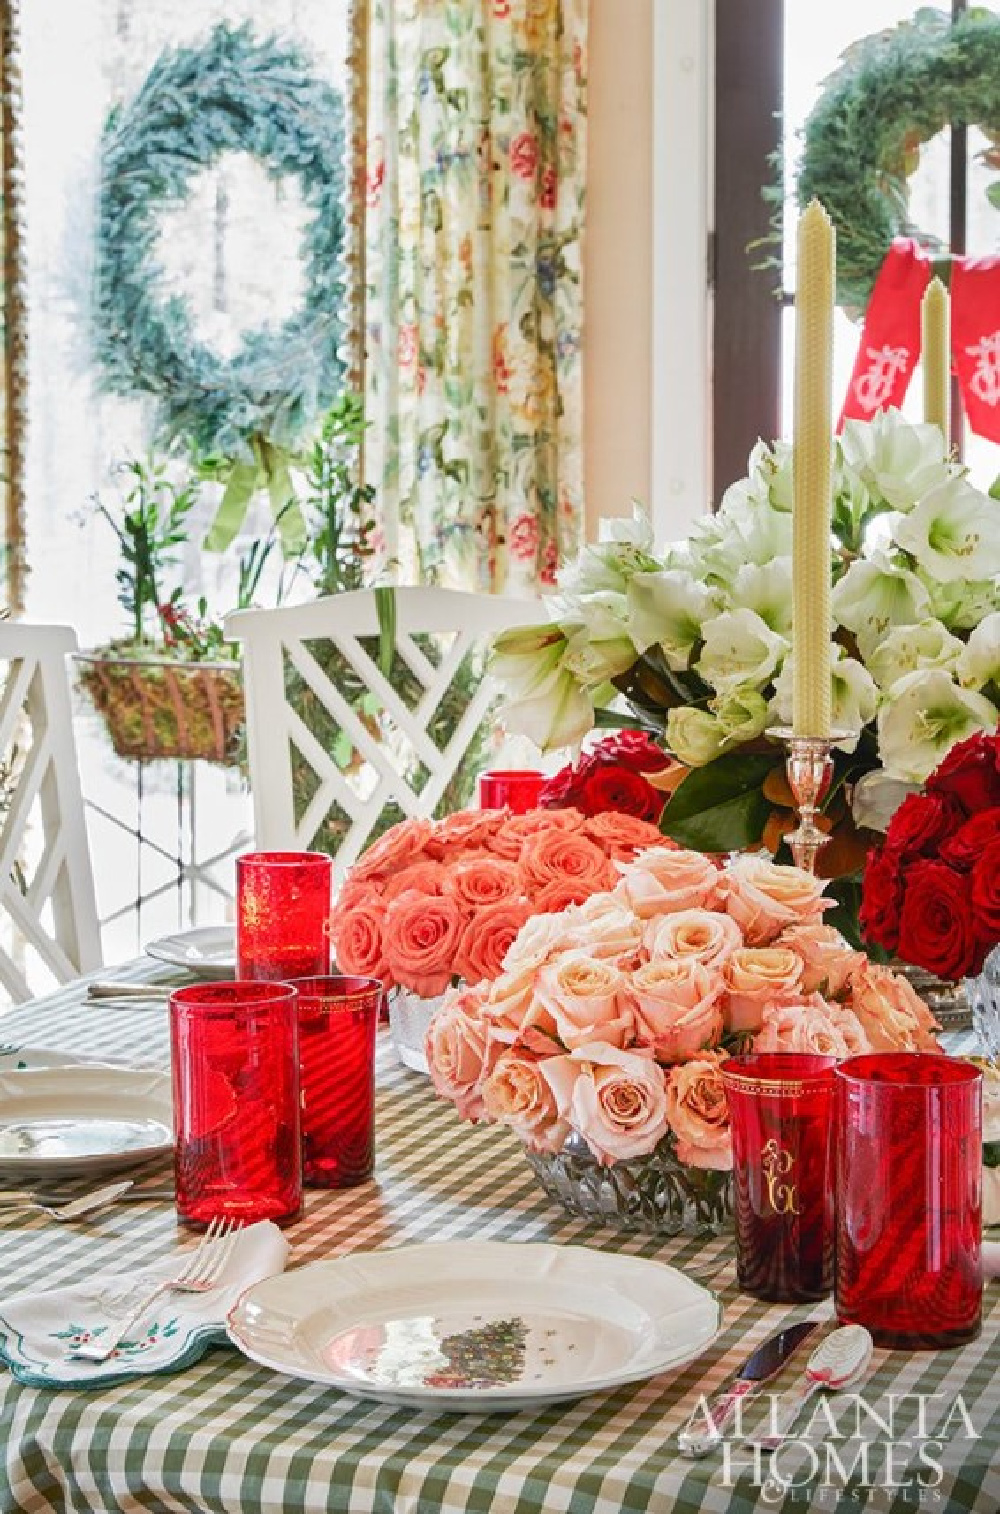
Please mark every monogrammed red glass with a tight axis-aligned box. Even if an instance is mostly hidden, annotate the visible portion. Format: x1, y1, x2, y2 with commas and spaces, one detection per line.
236, 850, 332, 981
294, 975, 382, 1188
721, 1053, 836, 1303
169, 982, 302, 1227
835, 1053, 982, 1348
478, 769, 546, 813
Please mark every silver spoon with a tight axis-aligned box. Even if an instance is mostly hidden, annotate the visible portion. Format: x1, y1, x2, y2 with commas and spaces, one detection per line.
754, 1324, 874, 1450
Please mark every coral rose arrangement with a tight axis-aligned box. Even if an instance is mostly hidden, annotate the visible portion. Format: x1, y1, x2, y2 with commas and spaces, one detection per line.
537, 730, 674, 825
861, 729, 1000, 981
426, 847, 940, 1170
330, 806, 670, 999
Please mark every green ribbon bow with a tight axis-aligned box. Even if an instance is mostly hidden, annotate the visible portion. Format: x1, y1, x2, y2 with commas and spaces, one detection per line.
201, 434, 308, 557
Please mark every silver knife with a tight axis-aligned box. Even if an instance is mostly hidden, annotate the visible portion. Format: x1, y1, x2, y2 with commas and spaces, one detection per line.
677, 1319, 820, 1457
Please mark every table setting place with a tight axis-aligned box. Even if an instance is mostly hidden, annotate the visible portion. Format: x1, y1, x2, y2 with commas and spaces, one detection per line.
1, 808, 999, 1514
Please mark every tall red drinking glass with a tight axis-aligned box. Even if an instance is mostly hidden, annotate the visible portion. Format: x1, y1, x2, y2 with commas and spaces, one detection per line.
169, 981, 302, 1227
478, 770, 546, 813
835, 1053, 982, 1347
236, 850, 332, 981
721, 1052, 836, 1303
294, 975, 382, 1187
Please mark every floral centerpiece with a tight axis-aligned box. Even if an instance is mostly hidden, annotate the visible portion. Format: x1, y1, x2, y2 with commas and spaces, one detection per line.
492, 408, 1000, 934
425, 847, 940, 1234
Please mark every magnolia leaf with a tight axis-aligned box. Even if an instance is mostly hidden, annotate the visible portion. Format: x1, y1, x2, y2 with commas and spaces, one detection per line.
660, 754, 775, 852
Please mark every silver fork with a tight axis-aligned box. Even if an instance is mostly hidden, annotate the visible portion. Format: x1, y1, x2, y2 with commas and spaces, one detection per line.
68, 1216, 240, 1362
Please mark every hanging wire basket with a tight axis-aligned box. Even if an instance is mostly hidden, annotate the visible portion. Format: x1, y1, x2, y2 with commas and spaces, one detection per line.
77, 653, 244, 765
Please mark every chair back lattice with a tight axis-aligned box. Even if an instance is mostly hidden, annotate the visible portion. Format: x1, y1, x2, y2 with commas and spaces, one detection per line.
0, 624, 102, 1000
225, 588, 539, 881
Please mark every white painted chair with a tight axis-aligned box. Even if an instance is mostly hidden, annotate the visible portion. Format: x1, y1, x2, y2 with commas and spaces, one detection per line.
225, 587, 540, 879
0, 623, 102, 1000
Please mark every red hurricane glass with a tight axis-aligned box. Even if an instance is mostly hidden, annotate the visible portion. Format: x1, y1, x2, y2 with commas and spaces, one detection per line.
478, 769, 546, 814
834, 1052, 982, 1347
294, 975, 382, 1188
236, 850, 332, 981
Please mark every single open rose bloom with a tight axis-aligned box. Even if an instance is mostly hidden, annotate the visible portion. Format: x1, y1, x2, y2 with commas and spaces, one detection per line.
454, 900, 534, 985
724, 855, 828, 945
776, 923, 863, 997
848, 962, 941, 1052
383, 888, 466, 998
481, 1051, 569, 1152
645, 908, 743, 969
665, 1054, 733, 1170
583, 811, 669, 860
425, 986, 495, 1120
564, 894, 644, 961
488, 807, 586, 859
722, 947, 804, 1033
631, 960, 724, 1062
753, 994, 855, 1058
330, 899, 391, 985
535, 879, 596, 913
502, 907, 578, 977
519, 830, 618, 895
616, 846, 723, 919
541, 1043, 671, 1163
445, 856, 523, 908
381, 859, 449, 904
349, 817, 434, 883
426, 809, 505, 857
536, 951, 633, 1049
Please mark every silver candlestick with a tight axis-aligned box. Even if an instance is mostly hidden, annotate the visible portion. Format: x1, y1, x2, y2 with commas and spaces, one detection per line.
767, 727, 852, 875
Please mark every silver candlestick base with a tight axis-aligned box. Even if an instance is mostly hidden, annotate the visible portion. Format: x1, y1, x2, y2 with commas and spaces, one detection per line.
767, 727, 852, 875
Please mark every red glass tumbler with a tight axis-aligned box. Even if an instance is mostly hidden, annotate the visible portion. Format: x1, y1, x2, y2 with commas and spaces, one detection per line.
295, 975, 382, 1188
478, 769, 546, 814
236, 850, 332, 981
835, 1053, 982, 1348
169, 981, 302, 1227
721, 1052, 836, 1303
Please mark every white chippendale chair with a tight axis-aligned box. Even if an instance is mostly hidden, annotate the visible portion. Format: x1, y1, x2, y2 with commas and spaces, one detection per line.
0, 623, 102, 1000
224, 587, 540, 881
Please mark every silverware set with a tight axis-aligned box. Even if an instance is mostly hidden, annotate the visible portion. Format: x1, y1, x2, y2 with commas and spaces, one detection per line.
0, 1180, 175, 1220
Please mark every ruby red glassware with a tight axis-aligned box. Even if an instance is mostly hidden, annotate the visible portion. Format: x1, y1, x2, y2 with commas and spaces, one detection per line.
294, 975, 382, 1188
236, 850, 332, 981
834, 1052, 982, 1348
721, 1052, 836, 1303
477, 769, 546, 814
169, 981, 302, 1227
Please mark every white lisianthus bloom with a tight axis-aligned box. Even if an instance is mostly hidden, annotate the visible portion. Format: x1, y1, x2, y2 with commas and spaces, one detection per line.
697, 609, 789, 695
560, 593, 636, 685
956, 612, 1000, 690
770, 649, 878, 752
923, 575, 1000, 631
892, 476, 1000, 582
490, 623, 569, 697
867, 619, 965, 691
877, 668, 999, 784
851, 771, 920, 833
839, 409, 952, 510
501, 667, 596, 752
713, 686, 769, 746
625, 570, 718, 668
731, 558, 794, 636
666, 707, 727, 767
831, 551, 932, 659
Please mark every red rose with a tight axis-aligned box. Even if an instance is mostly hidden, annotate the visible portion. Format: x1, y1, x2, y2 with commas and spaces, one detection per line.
925, 732, 1000, 814
510, 132, 539, 180
859, 845, 903, 953
940, 807, 1000, 871
896, 860, 983, 981
579, 766, 663, 823
971, 839, 1000, 939
884, 791, 965, 861
592, 730, 670, 774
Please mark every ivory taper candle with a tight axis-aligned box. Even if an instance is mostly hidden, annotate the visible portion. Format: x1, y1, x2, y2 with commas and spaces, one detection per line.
922, 275, 950, 439
792, 200, 834, 740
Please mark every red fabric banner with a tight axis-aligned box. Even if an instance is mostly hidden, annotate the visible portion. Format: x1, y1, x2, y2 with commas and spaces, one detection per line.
950, 255, 1000, 442
838, 238, 932, 430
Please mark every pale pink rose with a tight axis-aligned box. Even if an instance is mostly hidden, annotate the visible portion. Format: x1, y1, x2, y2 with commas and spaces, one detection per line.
453, 900, 534, 985
536, 951, 633, 1049
382, 860, 449, 904
481, 1051, 569, 1153
502, 908, 577, 978
484, 967, 559, 1043
426, 809, 505, 858
665, 1053, 733, 1170
583, 812, 669, 861
827, 1002, 872, 1057
426, 985, 496, 1120
724, 855, 829, 945
331, 899, 390, 984
777, 923, 864, 997
722, 948, 805, 1033
645, 908, 743, 969
616, 847, 723, 919
445, 856, 522, 909
349, 818, 434, 883
542, 1043, 671, 1163
631, 960, 724, 1062
565, 894, 644, 962
489, 807, 586, 860
383, 888, 466, 998
848, 963, 942, 1052
753, 993, 852, 1058
520, 830, 618, 895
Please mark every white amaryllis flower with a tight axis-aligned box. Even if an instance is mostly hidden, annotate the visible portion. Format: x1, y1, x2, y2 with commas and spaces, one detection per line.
713, 686, 769, 746
625, 569, 718, 668
759, 440, 795, 512
831, 551, 932, 659
770, 649, 878, 752
666, 707, 727, 767
892, 476, 1000, 582
560, 593, 636, 685
866, 619, 965, 691
690, 498, 793, 583
557, 506, 659, 594
696, 609, 789, 695
851, 771, 920, 833
956, 612, 1000, 690
490, 623, 569, 698
500, 667, 595, 752
839, 409, 952, 510
923, 575, 1000, 631
877, 668, 999, 784
730, 557, 793, 636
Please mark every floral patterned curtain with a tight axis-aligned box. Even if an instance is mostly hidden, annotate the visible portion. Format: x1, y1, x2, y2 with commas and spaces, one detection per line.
364, 0, 588, 593
0, 0, 26, 614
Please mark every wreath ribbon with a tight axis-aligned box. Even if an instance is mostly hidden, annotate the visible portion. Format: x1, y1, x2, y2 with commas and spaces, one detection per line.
201, 434, 308, 555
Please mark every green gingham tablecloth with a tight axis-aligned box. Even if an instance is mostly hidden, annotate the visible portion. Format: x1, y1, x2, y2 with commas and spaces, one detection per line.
0, 961, 998, 1514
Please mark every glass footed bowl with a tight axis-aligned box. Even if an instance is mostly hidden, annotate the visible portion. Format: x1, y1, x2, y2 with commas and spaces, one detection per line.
964, 943, 1000, 1063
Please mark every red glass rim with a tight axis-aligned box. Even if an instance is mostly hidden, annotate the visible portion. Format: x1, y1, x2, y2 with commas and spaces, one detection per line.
236, 851, 332, 869
721, 1052, 837, 1094
169, 981, 299, 1014
834, 1052, 982, 1089
289, 974, 384, 1005
479, 769, 545, 781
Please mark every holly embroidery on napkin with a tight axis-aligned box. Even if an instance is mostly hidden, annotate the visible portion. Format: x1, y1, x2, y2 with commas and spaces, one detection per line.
51, 1317, 181, 1359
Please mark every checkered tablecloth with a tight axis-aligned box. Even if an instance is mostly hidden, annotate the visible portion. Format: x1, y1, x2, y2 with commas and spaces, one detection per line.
0, 963, 998, 1514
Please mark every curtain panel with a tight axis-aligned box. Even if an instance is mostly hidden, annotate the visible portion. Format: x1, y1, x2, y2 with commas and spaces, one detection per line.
364, 0, 588, 594
0, 0, 26, 614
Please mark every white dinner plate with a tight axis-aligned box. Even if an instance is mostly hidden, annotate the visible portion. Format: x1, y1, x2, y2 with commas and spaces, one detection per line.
145, 925, 235, 979
0, 1067, 173, 1177
226, 1240, 722, 1410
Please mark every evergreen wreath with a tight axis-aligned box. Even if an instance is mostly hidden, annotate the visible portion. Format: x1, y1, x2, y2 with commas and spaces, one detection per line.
796, 7, 1000, 311
94, 22, 346, 464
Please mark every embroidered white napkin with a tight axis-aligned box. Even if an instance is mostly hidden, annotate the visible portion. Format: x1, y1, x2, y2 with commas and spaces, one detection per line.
0, 1219, 290, 1386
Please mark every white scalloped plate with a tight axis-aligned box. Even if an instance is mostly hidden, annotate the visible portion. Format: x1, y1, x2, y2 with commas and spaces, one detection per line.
145, 926, 235, 979
0, 1067, 173, 1176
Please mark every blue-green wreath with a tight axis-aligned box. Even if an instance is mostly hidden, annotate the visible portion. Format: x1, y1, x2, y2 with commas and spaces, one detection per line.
94, 22, 346, 551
